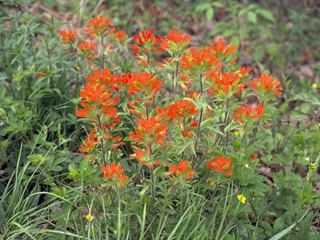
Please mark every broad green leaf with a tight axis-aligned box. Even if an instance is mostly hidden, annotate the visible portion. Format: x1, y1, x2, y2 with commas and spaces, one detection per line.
247, 11, 257, 24
258, 9, 275, 22
206, 7, 214, 21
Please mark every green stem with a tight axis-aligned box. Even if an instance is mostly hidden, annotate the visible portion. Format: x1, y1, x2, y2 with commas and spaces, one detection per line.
117, 187, 121, 240
100, 35, 105, 68
97, 114, 107, 164
193, 74, 204, 164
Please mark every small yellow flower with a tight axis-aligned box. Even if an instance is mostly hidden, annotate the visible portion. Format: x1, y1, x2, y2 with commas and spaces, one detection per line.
245, 164, 249, 169
86, 214, 94, 222
312, 83, 318, 89
233, 130, 240, 137
237, 194, 246, 204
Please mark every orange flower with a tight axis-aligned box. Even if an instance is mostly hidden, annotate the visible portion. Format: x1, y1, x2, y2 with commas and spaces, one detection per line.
78, 41, 96, 51
86, 68, 110, 83
166, 99, 198, 120
131, 147, 152, 168
181, 130, 191, 137
190, 120, 199, 128
131, 29, 162, 55
101, 163, 128, 187
58, 29, 77, 43
239, 66, 252, 76
207, 156, 232, 176
86, 16, 111, 35
249, 73, 282, 96
76, 81, 119, 121
111, 72, 133, 88
129, 115, 168, 145
86, 68, 120, 91
167, 160, 194, 179
181, 47, 221, 72
115, 30, 126, 41
211, 38, 237, 55
161, 30, 191, 51
79, 130, 99, 153
128, 72, 162, 101
206, 70, 240, 94
233, 105, 265, 122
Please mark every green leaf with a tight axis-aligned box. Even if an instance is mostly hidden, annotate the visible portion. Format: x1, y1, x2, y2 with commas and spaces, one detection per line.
195, 3, 212, 12
247, 11, 257, 24
206, 7, 214, 21
258, 9, 275, 22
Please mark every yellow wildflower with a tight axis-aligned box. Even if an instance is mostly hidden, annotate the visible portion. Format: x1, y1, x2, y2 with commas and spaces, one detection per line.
86, 214, 94, 222
237, 194, 246, 204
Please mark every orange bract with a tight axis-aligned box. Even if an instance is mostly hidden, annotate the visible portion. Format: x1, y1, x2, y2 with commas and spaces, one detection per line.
207, 156, 233, 176
58, 29, 77, 43
76, 81, 119, 121
131, 29, 162, 55
79, 130, 99, 153
166, 99, 198, 120
206, 70, 241, 94
115, 30, 126, 41
161, 30, 191, 51
86, 16, 111, 35
181, 47, 221, 71
250, 73, 282, 96
129, 115, 168, 145
78, 41, 96, 51
211, 38, 237, 55
167, 160, 194, 179
128, 72, 162, 101
233, 105, 265, 122
101, 163, 128, 187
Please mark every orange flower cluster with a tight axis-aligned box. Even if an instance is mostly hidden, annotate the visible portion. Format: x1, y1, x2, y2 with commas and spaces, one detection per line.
127, 72, 162, 101
181, 47, 221, 72
211, 38, 237, 55
167, 160, 194, 179
206, 70, 241, 94
101, 163, 128, 187
78, 41, 96, 59
131, 30, 162, 55
166, 99, 198, 120
58, 30, 77, 43
58, 15, 126, 64
76, 77, 119, 123
86, 68, 121, 91
161, 30, 191, 52
129, 116, 168, 145
114, 30, 126, 41
250, 73, 282, 96
207, 156, 233, 176
233, 105, 265, 122
78, 41, 96, 52
86, 16, 111, 36
79, 130, 99, 153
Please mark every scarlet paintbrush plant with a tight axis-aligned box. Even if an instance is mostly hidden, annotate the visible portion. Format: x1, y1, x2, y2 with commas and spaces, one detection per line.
60, 16, 287, 237
70, 16, 282, 188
